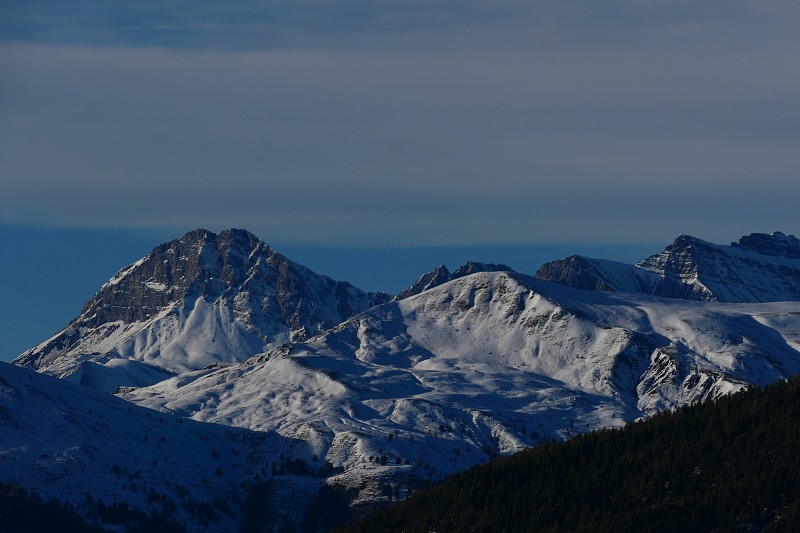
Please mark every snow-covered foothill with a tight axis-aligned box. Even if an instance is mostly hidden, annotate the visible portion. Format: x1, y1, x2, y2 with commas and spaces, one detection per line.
0, 361, 324, 532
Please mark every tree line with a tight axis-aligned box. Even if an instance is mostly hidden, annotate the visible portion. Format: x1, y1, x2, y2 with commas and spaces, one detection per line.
338, 378, 800, 532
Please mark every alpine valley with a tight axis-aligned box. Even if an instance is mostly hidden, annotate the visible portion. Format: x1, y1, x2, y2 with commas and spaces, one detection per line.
5, 229, 800, 531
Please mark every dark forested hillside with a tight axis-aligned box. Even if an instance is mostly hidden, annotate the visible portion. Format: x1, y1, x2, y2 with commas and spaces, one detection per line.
338, 378, 800, 532
0, 483, 185, 533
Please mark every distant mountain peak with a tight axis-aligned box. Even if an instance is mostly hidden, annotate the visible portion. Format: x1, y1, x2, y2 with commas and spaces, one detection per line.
732, 231, 800, 258
671, 233, 706, 245
537, 232, 800, 303
396, 261, 514, 300
534, 255, 639, 293
452, 261, 513, 277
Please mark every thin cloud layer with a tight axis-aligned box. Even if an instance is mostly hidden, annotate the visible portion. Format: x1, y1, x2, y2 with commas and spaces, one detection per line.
1, 2, 799, 245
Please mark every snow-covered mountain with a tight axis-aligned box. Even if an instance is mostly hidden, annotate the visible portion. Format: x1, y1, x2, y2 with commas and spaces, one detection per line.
0, 360, 329, 532
9, 228, 800, 531
120, 270, 800, 511
536, 232, 800, 303
13, 228, 390, 388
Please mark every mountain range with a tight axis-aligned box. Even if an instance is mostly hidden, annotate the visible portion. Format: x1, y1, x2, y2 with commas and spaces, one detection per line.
6, 228, 800, 531
536, 232, 800, 302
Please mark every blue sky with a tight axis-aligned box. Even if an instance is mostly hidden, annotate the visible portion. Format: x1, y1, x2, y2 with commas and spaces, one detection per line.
2, 1, 799, 359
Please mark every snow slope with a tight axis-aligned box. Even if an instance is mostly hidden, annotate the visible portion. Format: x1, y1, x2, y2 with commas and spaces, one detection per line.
121, 271, 800, 506
62, 358, 175, 394
0, 361, 332, 532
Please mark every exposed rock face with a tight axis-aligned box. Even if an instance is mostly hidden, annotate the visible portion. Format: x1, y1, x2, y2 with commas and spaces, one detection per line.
395, 261, 514, 300
534, 256, 648, 294
536, 232, 800, 303
14, 228, 391, 379
734, 231, 800, 258
634, 234, 720, 301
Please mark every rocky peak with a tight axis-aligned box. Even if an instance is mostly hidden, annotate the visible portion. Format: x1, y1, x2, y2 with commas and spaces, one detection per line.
638, 234, 712, 268
637, 235, 707, 275
732, 231, 800, 259
81, 228, 264, 327
536, 232, 800, 303
14, 229, 392, 379
396, 262, 514, 300
395, 265, 452, 300
452, 261, 513, 278
536, 255, 618, 292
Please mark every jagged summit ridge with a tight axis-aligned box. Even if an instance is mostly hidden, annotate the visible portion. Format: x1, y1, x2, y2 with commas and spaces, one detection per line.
84, 228, 259, 326
14, 228, 391, 382
536, 232, 800, 303
534, 255, 650, 294
395, 261, 514, 300
733, 231, 800, 258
